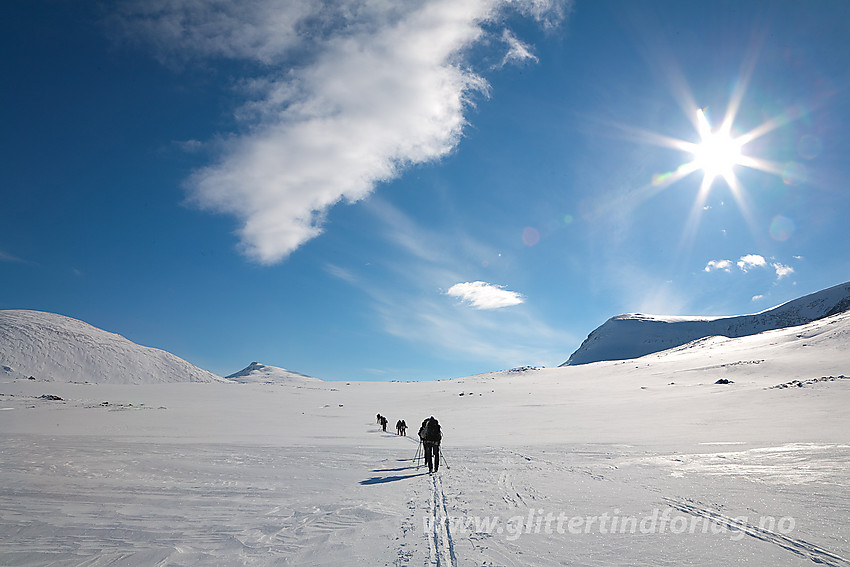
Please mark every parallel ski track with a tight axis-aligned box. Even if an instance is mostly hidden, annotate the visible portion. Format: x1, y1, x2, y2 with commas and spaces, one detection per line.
664, 497, 850, 567
426, 472, 457, 567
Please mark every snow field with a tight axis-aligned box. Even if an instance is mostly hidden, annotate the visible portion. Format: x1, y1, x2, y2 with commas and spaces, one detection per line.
1, 310, 849, 564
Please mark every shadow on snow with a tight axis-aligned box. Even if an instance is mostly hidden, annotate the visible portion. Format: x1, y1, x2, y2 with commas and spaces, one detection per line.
359, 472, 428, 485
372, 465, 419, 473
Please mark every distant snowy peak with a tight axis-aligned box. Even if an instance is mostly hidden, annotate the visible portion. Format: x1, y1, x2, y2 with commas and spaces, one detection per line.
0, 310, 222, 384
563, 281, 850, 366
225, 362, 321, 384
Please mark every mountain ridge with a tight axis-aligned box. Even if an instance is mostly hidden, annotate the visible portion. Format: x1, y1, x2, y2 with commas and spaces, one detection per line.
562, 280, 850, 366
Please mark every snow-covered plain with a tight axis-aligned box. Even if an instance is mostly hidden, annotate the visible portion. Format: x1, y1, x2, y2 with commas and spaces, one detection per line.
1, 308, 850, 565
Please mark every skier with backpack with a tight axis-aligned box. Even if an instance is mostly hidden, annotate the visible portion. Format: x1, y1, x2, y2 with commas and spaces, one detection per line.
418, 416, 442, 473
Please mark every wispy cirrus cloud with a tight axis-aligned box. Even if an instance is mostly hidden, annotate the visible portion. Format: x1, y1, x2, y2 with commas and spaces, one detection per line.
0, 250, 26, 264
112, 0, 570, 264
447, 281, 524, 309
497, 29, 538, 68
324, 199, 575, 368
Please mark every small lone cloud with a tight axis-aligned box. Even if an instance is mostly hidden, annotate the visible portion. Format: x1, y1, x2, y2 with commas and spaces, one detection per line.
446, 281, 524, 310
752, 294, 764, 302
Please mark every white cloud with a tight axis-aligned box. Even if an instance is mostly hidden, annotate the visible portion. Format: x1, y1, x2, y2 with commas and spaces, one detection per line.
114, 0, 569, 264
773, 262, 794, 279
705, 254, 796, 281
447, 281, 524, 309
497, 29, 538, 67
704, 259, 733, 272
752, 294, 764, 302
737, 254, 767, 272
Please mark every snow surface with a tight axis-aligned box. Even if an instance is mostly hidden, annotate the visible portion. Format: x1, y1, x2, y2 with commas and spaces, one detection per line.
563, 280, 850, 366
0, 310, 222, 384
226, 361, 320, 384
1, 307, 850, 564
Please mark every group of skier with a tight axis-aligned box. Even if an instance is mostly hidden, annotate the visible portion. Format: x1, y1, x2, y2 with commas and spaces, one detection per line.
375, 413, 443, 473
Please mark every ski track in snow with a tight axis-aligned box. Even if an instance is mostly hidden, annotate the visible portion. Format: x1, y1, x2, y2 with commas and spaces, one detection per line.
3, 435, 850, 566
427, 473, 457, 567
664, 497, 850, 567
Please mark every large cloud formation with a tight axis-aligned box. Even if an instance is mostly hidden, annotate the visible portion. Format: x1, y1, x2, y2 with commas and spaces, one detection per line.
113, 0, 569, 264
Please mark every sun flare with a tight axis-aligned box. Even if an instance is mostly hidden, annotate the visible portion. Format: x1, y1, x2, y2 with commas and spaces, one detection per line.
635, 71, 802, 254
691, 108, 744, 185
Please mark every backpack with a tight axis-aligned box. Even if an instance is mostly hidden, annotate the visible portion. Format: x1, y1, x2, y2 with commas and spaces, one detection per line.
421, 418, 441, 443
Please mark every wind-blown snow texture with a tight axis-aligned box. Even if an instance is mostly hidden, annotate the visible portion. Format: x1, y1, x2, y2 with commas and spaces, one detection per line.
0, 310, 222, 384
563, 281, 850, 366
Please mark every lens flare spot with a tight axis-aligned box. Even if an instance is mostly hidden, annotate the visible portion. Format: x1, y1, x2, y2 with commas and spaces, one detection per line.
769, 215, 796, 241
522, 227, 540, 247
782, 161, 807, 185
652, 171, 672, 187
797, 135, 822, 160
563, 214, 574, 225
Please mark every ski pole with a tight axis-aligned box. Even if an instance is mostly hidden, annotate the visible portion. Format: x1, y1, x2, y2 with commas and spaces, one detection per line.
439, 446, 450, 470
414, 440, 422, 468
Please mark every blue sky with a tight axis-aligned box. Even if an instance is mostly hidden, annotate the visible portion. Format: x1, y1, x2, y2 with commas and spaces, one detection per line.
2, 0, 849, 381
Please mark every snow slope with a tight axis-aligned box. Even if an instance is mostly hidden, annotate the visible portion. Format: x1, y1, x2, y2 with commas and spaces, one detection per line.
226, 361, 320, 384
0, 310, 222, 384
563, 280, 850, 366
0, 310, 848, 565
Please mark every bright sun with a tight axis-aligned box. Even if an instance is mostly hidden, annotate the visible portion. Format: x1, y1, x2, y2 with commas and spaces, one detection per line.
691, 108, 743, 185
630, 55, 803, 253
640, 92, 795, 250
649, 104, 775, 199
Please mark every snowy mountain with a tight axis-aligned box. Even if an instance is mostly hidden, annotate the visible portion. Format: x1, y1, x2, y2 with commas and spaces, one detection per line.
0, 310, 222, 384
563, 280, 850, 366
225, 361, 321, 384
